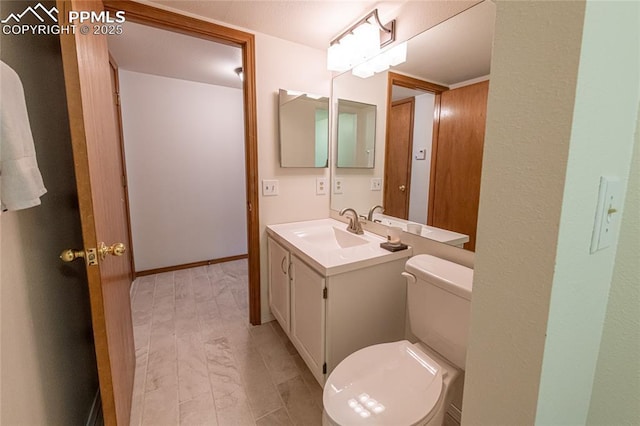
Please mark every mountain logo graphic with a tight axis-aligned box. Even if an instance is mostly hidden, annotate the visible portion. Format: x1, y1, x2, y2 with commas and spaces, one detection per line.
1, 3, 59, 24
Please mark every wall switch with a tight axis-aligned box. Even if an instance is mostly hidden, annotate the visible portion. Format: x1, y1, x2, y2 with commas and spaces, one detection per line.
316, 178, 328, 195
415, 149, 427, 160
370, 178, 382, 191
590, 176, 622, 253
334, 178, 343, 194
262, 179, 279, 196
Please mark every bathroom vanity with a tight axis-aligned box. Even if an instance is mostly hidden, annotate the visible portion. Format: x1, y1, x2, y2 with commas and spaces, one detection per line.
266, 218, 412, 385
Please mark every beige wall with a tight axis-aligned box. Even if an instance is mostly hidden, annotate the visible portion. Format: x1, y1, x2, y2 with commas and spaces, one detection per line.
463, 1, 640, 425
587, 104, 640, 425
255, 32, 333, 322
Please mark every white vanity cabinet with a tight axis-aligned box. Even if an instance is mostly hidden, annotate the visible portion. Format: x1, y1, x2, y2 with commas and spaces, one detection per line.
268, 238, 290, 333
290, 254, 326, 382
267, 226, 410, 386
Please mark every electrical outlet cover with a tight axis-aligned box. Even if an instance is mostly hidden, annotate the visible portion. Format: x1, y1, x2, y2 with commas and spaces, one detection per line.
334, 178, 343, 194
316, 178, 328, 195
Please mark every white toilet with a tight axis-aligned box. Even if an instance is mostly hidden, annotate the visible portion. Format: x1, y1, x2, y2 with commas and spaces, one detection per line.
322, 254, 473, 426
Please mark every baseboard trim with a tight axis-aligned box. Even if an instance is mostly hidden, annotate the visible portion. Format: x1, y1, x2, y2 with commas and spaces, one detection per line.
135, 254, 248, 278
86, 389, 102, 426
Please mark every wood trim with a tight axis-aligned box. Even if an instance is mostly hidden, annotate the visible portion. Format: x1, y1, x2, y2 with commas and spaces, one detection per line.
103, 1, 262, 325
385, 72, 448, 222
388, 71, 449, 94
135, 254, 249, 278
427, 93, 442, 225
108, 56, 136, 279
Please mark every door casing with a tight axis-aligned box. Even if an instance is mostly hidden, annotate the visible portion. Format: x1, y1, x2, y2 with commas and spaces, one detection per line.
103, 1, 262, 325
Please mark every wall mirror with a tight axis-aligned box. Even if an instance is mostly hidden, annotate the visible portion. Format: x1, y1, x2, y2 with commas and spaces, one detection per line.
279, 89, 329, 167
330, 0, 496, 251
336, 99, 376, 168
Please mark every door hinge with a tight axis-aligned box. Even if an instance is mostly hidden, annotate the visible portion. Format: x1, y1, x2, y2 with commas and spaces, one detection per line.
322, 363, 327, 374
323, 287, 328, 299
248, 201, 252, 212
116, 93, 121, 106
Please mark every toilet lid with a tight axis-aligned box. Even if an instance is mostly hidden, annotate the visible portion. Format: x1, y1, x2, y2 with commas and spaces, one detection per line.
323, 340, 443, 425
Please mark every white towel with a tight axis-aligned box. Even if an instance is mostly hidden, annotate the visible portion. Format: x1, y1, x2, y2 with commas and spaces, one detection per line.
1, 60, 47, 211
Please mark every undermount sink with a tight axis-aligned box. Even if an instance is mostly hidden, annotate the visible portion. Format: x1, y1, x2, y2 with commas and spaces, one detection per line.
292, 226, 369, 249
267, 218, 413, 276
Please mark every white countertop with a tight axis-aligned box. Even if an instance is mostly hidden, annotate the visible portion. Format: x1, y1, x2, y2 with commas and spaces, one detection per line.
267, 218, 413, 276
372, 214, 469, 247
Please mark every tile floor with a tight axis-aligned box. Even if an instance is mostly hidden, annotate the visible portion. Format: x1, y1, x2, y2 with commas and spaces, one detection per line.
129, 259, 324, 426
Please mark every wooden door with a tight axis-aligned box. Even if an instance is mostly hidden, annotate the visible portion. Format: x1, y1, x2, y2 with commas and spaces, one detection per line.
57, 0, 135, 424
383, 97, 415, 219
428, 80, 489, 251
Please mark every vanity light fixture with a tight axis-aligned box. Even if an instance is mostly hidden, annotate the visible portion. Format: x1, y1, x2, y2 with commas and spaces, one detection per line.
234, 67, 244, 81
352, 41, 407, 79
327, 9, 396, 72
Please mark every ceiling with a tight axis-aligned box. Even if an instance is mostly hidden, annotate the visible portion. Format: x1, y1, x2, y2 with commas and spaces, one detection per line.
149, 0, 404, 50
108, 21, 243, 88
108, 0, 494, 89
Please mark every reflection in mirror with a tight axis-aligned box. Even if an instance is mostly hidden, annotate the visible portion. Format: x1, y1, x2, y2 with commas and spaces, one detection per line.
279, 89, 329, 167
336, 99, 376, 168
330, 0, 496, 251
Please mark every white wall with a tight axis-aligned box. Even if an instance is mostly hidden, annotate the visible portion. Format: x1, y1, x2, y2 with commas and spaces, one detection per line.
119, 70, 247, 272
408, 92, 435, 224
535, 1, 640, 423
587, 101, 640, 424
255, 33, 332, 322
462, 1, 640, 425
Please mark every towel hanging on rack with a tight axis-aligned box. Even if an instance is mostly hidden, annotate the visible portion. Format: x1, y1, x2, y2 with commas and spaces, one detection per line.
1, 60, 47, 211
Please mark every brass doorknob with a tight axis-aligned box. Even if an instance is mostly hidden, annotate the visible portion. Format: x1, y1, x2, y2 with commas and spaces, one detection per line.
399, 185, 406, 192
98, 242, 126, 260
60, 249, 85, 262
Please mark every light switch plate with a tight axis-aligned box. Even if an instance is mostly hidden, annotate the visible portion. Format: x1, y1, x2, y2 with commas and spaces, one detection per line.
262, 179, 279, 196
316, 178, 328, 195
370, 178, 382, 191
590, 176, 621, 253
334, 177, 343, 194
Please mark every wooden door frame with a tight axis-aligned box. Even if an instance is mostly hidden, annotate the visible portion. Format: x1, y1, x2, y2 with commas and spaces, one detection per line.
103, 1, 262, 325
385, 72, 448, 224
108, 54, 136, 280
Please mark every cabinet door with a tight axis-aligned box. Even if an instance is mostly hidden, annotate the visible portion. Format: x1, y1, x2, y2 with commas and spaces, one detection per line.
268, 237, 290, 333
290, 255, 326, 384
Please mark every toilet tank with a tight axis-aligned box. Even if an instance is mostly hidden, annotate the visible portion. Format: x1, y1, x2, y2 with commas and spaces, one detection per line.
404, 255, 473, 370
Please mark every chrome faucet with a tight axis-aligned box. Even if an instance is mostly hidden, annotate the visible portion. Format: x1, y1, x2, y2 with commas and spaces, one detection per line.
339, 208, 364, 235
368, 205, 384, 221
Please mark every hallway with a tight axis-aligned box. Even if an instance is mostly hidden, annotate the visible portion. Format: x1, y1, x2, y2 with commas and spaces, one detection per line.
129, 260, 323, 425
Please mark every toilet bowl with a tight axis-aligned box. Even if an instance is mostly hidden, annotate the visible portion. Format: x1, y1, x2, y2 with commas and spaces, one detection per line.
322, 340, 460, 426
322, 255, 473, 426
